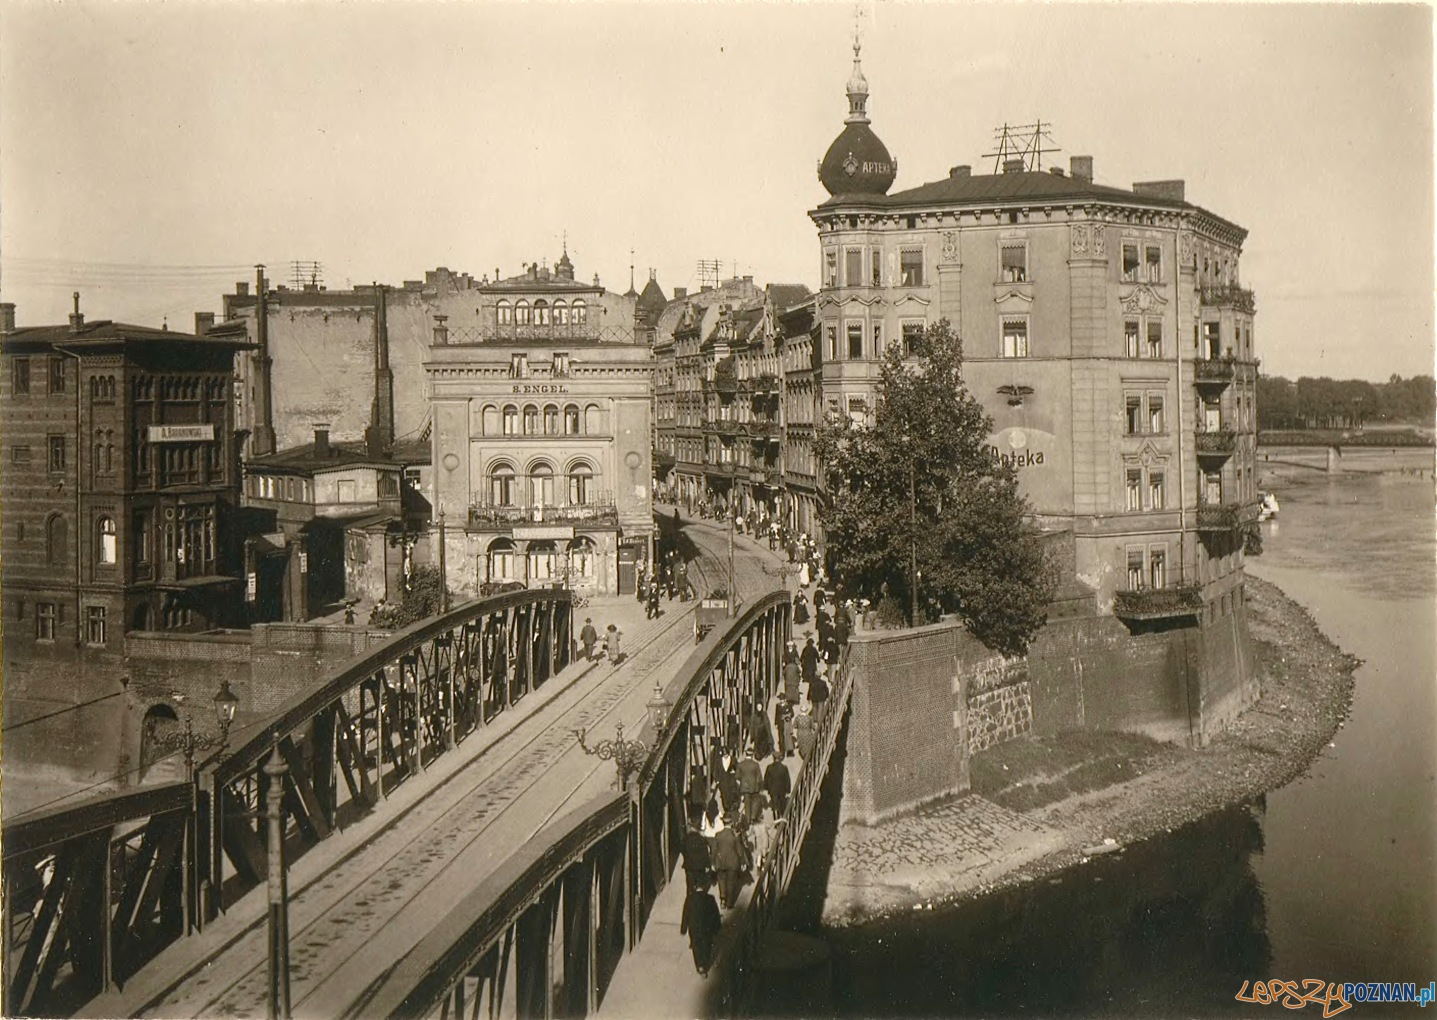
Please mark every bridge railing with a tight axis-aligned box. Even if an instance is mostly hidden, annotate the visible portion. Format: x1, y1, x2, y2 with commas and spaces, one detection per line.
2, 587, 573, 1020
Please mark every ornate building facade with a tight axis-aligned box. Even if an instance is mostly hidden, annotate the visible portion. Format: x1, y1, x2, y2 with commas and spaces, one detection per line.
426, 256, 654, 596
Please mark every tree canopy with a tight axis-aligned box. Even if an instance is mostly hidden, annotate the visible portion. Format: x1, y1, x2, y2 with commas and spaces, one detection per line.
1258, 372, 1434, 430
815, 319, 1052, 656
369, 564, 452, 629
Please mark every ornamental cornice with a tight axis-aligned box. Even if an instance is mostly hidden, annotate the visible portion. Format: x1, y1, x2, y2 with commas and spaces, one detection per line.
1118, 284, 1169, 315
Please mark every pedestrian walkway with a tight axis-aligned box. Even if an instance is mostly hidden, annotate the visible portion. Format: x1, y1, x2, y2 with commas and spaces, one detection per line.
82, 591, 697, 1019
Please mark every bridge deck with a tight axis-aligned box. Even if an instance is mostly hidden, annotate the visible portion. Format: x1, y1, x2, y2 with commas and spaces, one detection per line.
82, 592, 700, 1020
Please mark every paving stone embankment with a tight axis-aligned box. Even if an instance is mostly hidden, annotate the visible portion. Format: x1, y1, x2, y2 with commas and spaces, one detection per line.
823, 574, 1359, 925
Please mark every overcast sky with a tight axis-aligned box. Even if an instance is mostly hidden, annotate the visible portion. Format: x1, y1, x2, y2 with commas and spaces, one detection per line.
1, 2, 1431, 381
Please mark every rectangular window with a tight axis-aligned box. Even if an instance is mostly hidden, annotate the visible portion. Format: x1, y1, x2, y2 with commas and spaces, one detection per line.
13, 358, 30, 395
1124, 321, 1140, 359
1001, 318, 1029, 358
1146, 320, 1163, 358
826, 325, 838, 361
509, 353, 528, 378
1204, 472, 1223, 505
134, 513, 150, 563
551, 352, 570, 376
900, 249, 924, 287
902, 322, 924, 356
1149, 548, 1167, 589
49, 358, 65, 394
872, 322, 883, 354
825, 250, 838, 288
1000, 243, 1027, 283
48, 435, 66, 472
1145, 245, 1162, 283
845, 249, 863, 287
36, 601, 56, 640
1122, 243, 1140, 283
1126, 469, 1142, 511
1125, 395, 1142, 435
12, 445, 32, 465
86, 605, 106, 645
1126, 548, 1145, 590
1149, 471, 1166, 510
871, 248, 882, 287
847, 323, 863, 359
846, 395, 868, 426
1148, 395, 1165, 434
1203, 322, 1221, 359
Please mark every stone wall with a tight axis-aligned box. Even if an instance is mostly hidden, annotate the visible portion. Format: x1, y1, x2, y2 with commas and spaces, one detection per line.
965, 658, 1033, 754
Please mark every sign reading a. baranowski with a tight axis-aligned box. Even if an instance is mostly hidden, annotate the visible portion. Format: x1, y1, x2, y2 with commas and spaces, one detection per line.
147, 424, 216, 442
985, 427, 1054, 470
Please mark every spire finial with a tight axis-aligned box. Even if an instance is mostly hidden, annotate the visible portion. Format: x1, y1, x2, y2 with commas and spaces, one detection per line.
845, 10, 870, 124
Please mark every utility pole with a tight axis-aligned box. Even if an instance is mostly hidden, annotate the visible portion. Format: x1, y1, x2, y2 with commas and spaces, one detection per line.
909, 461, 919, 626
265, 740, 291, 1020
437, 508, 450, 613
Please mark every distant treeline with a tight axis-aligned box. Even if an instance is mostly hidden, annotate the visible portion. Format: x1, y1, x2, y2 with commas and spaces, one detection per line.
1257, 373, 1435, 431
1258, 429, 1432, 448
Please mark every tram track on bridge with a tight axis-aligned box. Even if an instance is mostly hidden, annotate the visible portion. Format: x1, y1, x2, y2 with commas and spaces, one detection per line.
146, 526, 765, 1019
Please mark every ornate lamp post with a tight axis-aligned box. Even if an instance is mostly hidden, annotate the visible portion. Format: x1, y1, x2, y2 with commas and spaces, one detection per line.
156, 679, 241, 778
574, 723, 647, 791
264, 736, 291, 1020
646, 681, 673, 732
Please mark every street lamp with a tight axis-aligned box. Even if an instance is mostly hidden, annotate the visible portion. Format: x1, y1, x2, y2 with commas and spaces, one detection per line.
646, 681, 672, 732
157, 680, 241, 778
573, 722, 649, 791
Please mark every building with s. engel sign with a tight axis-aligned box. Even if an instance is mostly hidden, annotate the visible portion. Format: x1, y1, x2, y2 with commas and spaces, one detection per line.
0, 297, 252, 705
809, 37, 1260, 743
426, 253, 654, 597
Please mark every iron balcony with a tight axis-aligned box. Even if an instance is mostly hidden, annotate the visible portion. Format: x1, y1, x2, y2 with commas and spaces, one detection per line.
1113, 584, 1204, 621
1195, 428, 1238, 459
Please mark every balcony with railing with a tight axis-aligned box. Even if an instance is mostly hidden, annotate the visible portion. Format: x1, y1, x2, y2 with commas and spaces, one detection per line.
1195, 501, 1257, 533
707, 418, 743, 437
1193, 357, 1236, 389
1194, 428, 1238, 459
1199, 286, 1256, 314
468, 495, 618, 529
1113, 584, 1204, 621
746, 419, 781, 441
748, 466, 782, 487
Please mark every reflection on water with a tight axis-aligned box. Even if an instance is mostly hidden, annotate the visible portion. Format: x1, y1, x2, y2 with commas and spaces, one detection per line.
820, 807, 1271, 1018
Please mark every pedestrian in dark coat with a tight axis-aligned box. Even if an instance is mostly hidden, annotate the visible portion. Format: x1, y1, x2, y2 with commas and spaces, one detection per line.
809, 674, 830, 723
764, 755, 791, 818
646, 583, 661, 620
792, 592, 809, 625
682, 821, 714, 893
745, 704, 775, 760
736, 749, 764, 824
823, 633, 839, 667
712, 819, 743, 908
800, 638, 820, 686
716, 755, 741, 820
579, 618, 598, 660
774, 698, 795, 757
688, 765, 710, 824
835, 607, 851, 648
783, 658, 802, 705
681, 890, 722, 975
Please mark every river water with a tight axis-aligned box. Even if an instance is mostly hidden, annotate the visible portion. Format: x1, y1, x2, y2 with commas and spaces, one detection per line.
807, 449, 1437, 1017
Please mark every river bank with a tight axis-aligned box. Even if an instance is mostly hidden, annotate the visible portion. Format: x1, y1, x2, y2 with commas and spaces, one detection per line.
820, 574, 1360, 925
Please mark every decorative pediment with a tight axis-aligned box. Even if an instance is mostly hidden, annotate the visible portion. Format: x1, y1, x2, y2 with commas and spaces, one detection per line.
1119, 284, 1168, 315
1129, 440, 1169, 467
894, 293, 931, 308
839, 294, 884, 309
994, 289, 1034, 314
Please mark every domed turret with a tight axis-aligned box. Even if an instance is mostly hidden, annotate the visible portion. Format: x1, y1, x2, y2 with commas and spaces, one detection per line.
818, 34, 896, 197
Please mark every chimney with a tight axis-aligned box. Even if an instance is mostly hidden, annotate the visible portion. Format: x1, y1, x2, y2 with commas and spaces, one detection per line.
314, 425, 331, 458
251, 265, 277, 456
674, 287, 687, 301
1049, 166, 1066, 177
194, 311, 215, 335
366, 284, 395, 458
1, 303, 15, 333
68, 292, 84, 333
432, 313, 450, 346
1003, 158, 1026, 174
236, 280, 250, 297
949, 165, 972, 178
743, 274, 753, 284
1132, 179, 1186, 202
1070, 155, 1094, 182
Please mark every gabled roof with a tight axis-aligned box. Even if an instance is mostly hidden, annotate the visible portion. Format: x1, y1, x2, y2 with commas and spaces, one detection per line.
3, 320, 253, 352
765, 284, 813, 314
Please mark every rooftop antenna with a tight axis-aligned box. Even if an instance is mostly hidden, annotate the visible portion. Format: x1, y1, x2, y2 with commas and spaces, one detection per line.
982, 120, 1060, 174
289, 259, 323, 289
696, 259, 722, 291
630, 248, 635, 291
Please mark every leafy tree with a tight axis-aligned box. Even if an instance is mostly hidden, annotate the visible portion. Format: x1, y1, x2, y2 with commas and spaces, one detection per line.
369, 564, 452, 629
815, 319, 1053, 655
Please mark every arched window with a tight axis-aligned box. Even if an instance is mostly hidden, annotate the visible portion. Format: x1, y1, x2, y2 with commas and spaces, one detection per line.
554, 300, 568, 326
502, 405, 519, 435
533, 299, 550, 326
45, 514, 67, 565
97, 516, 117, 564
584, 403, 604, 434
487, 538, 516, 581
522, 404, 539, 435
496, 300, 512, 326
543, 404, 559, 436
482, 404, 500, 436
515, 300, 531, 326
490, 462, 516, 506
527, 540, 557, 581
568, 461, 594, 505
529, 462, 554, 508
572, 299, 587, 325
563, 404, 581, 435
568, 536, 596, 579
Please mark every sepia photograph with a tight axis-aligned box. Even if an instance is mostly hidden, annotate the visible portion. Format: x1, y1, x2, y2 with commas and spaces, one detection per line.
1, 2, 1433, 1017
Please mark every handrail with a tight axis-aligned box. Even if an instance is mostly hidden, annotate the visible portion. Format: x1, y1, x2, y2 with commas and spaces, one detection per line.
3, 782, 191, 857
213, 587, 570, 786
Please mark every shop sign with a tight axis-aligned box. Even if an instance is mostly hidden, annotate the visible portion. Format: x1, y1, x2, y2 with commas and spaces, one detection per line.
147, 424, 215, 442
